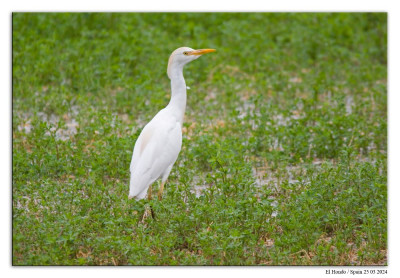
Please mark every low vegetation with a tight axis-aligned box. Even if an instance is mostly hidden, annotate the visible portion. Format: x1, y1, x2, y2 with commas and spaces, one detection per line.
12, 13, 387, 265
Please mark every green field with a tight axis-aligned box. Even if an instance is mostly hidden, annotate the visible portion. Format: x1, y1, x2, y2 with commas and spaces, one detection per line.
12, 13, 387, 265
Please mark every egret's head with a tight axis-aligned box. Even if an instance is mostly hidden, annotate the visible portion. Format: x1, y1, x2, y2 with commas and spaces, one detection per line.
167, 47, 216, 79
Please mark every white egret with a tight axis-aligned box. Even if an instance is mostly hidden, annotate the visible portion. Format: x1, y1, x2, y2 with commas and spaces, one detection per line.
128, 47, 216, 200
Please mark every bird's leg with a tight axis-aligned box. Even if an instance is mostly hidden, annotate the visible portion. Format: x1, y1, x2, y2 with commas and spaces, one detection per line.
147, 185, 152, 200
158, 181, 166, 200
148, 186, 156, 219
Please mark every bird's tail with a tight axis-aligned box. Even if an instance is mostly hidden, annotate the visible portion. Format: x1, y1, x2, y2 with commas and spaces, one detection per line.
128, 169, 154, 200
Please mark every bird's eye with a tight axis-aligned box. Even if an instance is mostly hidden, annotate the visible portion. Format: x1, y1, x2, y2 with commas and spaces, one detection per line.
183, 51, 188, 55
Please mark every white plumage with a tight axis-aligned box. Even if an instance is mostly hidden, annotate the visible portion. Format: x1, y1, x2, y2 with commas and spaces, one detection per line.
128, 47, 216, 200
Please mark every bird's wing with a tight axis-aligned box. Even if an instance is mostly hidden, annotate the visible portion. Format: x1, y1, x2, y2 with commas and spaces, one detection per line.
129, 130, 142, 173
129, 122, 156, 173
129, 112, 182, 198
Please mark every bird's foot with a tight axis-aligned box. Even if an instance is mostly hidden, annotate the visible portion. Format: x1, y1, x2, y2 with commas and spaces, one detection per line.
141, 204, 155, 223
141, 205, 151, 222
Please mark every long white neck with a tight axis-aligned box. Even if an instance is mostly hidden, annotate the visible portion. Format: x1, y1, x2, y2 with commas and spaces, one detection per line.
167, 64, 187, 124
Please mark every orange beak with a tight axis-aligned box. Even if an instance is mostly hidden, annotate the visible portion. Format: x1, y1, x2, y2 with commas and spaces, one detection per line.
188, 49, 216, 55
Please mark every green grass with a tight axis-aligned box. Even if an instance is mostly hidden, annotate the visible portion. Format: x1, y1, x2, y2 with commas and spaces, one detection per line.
12, 13, 387, 265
